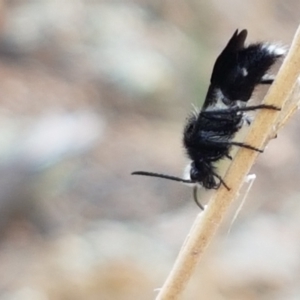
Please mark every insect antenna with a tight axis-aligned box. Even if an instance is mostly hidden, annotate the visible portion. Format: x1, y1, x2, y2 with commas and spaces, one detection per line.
132, 171, 193, 184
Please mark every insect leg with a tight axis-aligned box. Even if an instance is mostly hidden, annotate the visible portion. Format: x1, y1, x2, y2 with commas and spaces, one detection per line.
204, 140, 263, 153
201, 104, 280, 116
227, 141, 263, 152
225, 153, 233, 160
193, 186, 204, 210
235, 104, 281, 112
260, 74, 275, 84
259, 78, 274, 84
211, 171, 230, 190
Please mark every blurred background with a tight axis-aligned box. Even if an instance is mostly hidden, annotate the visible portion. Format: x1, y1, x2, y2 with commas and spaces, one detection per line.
0, 1, 299, 299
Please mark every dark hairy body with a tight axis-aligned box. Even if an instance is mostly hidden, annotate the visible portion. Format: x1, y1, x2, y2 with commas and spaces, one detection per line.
132, 29, 285, 208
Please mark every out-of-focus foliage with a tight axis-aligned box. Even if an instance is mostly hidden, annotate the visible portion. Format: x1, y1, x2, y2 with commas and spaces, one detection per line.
0, 1, 300, 299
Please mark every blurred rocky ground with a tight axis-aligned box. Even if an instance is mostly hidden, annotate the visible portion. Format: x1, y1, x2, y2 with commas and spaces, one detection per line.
0, 1, 300, 299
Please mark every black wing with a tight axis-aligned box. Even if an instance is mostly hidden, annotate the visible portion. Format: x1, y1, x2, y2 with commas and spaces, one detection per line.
203, 29, 285, 109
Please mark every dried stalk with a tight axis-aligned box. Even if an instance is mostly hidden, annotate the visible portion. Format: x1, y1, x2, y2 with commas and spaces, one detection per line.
155, 25, 300, 300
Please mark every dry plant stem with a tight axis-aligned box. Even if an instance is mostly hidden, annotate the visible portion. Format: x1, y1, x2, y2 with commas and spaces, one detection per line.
274, 80, 300, 132
155, 25, 300, 300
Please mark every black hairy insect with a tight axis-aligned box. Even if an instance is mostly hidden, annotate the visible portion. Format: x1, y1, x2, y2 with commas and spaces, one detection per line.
132, 29, 285, 209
